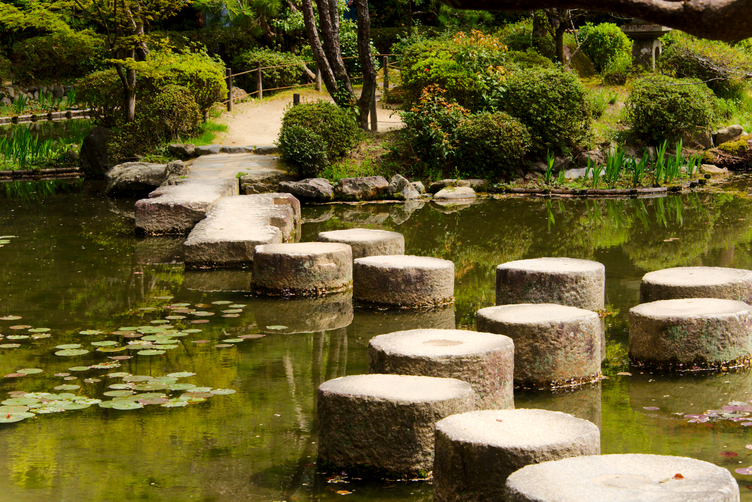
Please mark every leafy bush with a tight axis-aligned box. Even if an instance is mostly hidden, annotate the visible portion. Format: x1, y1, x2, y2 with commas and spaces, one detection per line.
137, 49, 227, 118
280, 101, 359, 160
399, 30, 509, 110
497, 18, 534, 52
659, 31, 752, 99
0, 55, 13, 82
277, 125, 329, 177
232, 47, 307, 95
77, 68, 123, 127
499, 67, 591, 152
454, 111, 531, 178
140, 85, 202, 140
11, 30, 106, 82
399, 85, 469, 168
578, 22, 632, 73
602, 52, 632, 85
626, 74, 715, 143
506, 49, 555, 70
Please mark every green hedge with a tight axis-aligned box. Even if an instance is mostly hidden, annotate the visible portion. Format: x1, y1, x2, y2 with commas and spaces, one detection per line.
454, 111, 531, 178
626, 74, 716, 143
11, 30, 106, 83
578, 22, 632, 73
499, 67, 591, 152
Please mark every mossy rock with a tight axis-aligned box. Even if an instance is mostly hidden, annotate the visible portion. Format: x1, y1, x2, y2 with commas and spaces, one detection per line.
718, 134, 750, 155
704, 135, 752, 170
566, 43, 596, 78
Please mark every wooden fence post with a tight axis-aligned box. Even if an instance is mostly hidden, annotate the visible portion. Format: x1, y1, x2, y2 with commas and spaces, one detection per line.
370, 91, 378, 132
382, 56, 389, 92
293, 93, 300, 106
226, 67, 233, 112
256, 61, 263, 99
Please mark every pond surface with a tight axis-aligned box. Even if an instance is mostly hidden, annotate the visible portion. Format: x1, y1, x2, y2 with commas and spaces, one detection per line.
3, 182, 752, 501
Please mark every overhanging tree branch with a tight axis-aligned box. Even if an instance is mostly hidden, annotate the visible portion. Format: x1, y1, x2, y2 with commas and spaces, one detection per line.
441, 0, 752, 41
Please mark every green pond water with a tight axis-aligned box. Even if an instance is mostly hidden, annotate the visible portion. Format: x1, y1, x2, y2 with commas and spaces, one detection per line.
3, 183, 752, 500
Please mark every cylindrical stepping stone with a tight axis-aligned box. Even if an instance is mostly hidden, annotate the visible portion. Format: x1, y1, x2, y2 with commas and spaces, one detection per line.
368, 329, 514, 410
317, 228, 405, 259
504, 454, 739, 502
253, 242, 352, 296
496, 257, 605, 311
434, 409, 600, 502
317, 374, 475, 478
255, 291, 354, 334
629, 298, 752, 369
354, 255, 454, 307
640, 266, 752, 304
476, 304, 601, 387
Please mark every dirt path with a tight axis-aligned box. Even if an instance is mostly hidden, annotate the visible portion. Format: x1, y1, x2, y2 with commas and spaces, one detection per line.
213, 88, 403, 147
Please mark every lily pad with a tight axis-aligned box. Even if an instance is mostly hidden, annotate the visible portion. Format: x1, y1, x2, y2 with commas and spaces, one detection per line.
59, 402, 91, 411
79, 330, 102, 335
56, 344, 82, 350
108, 355, 132, 360
106, 372, 131, 378
138, 349, 165, 356
2, 398, 40, 406
68, 366, 91, 372
98, 401, 116, 409
91, 340, 118, 347
165, 316, 186, 320
161, 400, 188, 408
168, 383, 197, 391
109, 384, 133, 390
96, 346, 127, 353
133, 383, 168, 391
228, 304, 247, 308
0, 413, 35, 423
90, 362, 121, 369
222, 339, 244, 343
150, 320, 171, 324
222, 309, 243, 314
265, 325, 288, 331
0, 315, 22, 321
239, 334, 264, 339
103, 390, 134, 397
138, 396, 169, 405
0, 344, 21, 349
222, 314, 240, 318
167, 372, 195, 378
3, 373, 25, 378
0, 405, 29, 413
214, 344, 234, 348
53, 384, 80, 391
18, 368, 43, 375
112, 401, 144, 410
56, 349, 90, 356
27, 328, 50, 333
9, 325, 32, 330
6, 335, 29, 340
118, 327, 139, 331
154, 296, 174, 300
32, 334, 51, 339
182, 329, 203, 334
193, 311, 215, 317
210, 389, 236, 395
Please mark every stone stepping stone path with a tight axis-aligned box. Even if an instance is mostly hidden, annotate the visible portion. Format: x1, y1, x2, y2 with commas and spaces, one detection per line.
135, 178, 238, 235
183, 193, 300, 268
434, 409, 600, 502
629, 298, 752, 369
640, 266, 752, 304
368, 328, 514, 410
496, 257, 605, 311
252, 242, 352, 296
317, 374, 474, 478
504, 454, 739, 502
477, 303, 601, 387
353, 255, 455, 307
317, 228, 405, 259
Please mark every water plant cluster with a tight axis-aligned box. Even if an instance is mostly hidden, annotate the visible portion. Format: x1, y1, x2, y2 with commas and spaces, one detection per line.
0, 120, 91, 170
0, 298, 264, 424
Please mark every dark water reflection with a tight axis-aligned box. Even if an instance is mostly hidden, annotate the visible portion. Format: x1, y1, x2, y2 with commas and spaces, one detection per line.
2, 188, 752, 500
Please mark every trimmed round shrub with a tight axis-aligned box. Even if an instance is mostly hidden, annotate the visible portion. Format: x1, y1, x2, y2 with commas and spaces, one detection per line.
140, 85, 202, 141
232, 47, 307, 95
626, 74, 715, 143
659, 31, 752, 100
277, 125, 329, 177
499, 67, 591, 152
602, 52, 632, 85
454, 111, 531, 178
578, 22, 632, 73
11, 30, 106, 82
77, 68, 123, 127
280, 101, 359, 160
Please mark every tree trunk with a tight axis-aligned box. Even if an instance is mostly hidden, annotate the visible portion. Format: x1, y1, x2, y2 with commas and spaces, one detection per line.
114, 61, 137, 123
554, 21, 566, 64
356, 0, 377, 130
440, 0, 752, 42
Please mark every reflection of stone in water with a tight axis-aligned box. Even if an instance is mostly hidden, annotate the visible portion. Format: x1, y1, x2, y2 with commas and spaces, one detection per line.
135, 236, 184, 264
627, 368, 752, 415
514, 381, 602, 429
255, 291, 354, 334
341, 206, 391, 225
184, 269, 252, 292
430, 200, 477, 214
352, 305, 456, 340
302, 206, 334, 224
390, 199, 425, 225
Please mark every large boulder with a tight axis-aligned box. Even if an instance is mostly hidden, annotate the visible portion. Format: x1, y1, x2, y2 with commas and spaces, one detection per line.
387, 174, 421, 200
704, 134, 752, 170
334, 176, 389, 201
279, 178, 334, 202
714, 124, 745, 145
105, 162, 166, 198
240, 167, 295, 194
167, 143, 196, 159
162, 160, 189, 186
79, 126, 112, 178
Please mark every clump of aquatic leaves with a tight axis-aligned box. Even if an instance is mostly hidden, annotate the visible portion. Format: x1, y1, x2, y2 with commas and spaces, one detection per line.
684, 400, 752, 426
0, 235, 17, 248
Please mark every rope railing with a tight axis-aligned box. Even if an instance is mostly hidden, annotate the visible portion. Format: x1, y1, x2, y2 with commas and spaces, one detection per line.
224, 53, 401, 112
